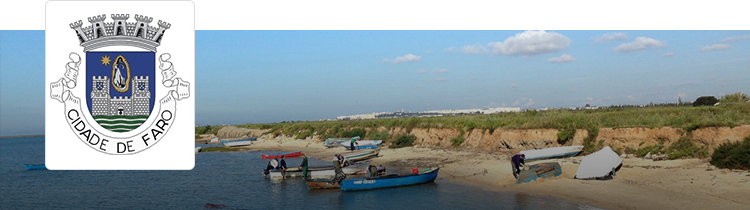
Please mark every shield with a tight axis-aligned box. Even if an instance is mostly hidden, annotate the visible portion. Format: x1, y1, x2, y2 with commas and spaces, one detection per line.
86, 51, 155, 132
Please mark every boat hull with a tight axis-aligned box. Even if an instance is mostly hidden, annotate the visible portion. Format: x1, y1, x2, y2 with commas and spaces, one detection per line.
339, 168, 439, 191
195, 147, 202, 153
342, 149, 379, 162
520, 146, 584, 160
220, 137, 256, 147
342, 161, 371, 175
23, 164, 47, 170
516, 162, 562, 184
268, 167, 335, 179
341, 140, 383, 150
261, 150, 302, 159
307, 179, 341, 190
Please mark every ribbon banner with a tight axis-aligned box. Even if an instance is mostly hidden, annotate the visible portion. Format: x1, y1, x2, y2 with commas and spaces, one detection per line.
50, 52, 190, 155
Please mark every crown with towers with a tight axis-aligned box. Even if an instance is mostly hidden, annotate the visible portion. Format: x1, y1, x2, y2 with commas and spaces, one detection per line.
70, 14, 170, 52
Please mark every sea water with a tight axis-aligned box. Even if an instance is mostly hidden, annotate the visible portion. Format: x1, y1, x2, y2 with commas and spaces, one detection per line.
0, 137, 602, 209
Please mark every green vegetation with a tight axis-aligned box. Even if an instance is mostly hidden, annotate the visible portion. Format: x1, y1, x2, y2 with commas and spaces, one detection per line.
390, 135, 417, 148
582, 127, 600, 154
195, 125, 224, 135
367, 129, 389, 140
451, 136, 465, 147
720, 92, 749, 103
710, 136, 750, 170
694, 96, 719, 107
556, 128, 576, 145
666, 137, 709, 159
341, 128, 366, 138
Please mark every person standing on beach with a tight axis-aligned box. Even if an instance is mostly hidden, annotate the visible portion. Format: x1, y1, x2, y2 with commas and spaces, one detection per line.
350, 138, 358, 151
511, 154, 525, 179
299, 153, 308, 178
279, 155, 287, 179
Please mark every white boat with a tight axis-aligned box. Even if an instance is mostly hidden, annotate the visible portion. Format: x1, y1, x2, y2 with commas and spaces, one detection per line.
575, 146, 623, 180
341, 140, 383, 149
519, 145, 584, 160
210, 137, 219, 143
195, 147, 202, 153
267, 166, 336, 179
341, 160, 371, 175
220, 137, 256, 147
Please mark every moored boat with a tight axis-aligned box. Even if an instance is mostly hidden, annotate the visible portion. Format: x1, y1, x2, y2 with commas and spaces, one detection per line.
195, 147, 202, 153
266, 166, 335, 179
306, 179, 341, 190
23, 164, 47, 170
341, 149, 379, 162
220, 137, 257, 147
341, 140, 383, 150
324, 136, 360, 148
519, 145, 583, 160
516, 162, 562, 184
339, 168, 439, 191
261, 150, 302, 159
342, 160, 371, 175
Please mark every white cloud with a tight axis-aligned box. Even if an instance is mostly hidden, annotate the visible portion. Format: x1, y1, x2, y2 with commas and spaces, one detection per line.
512, 97, 535, 106
460, 44, 489, 54
721, 35, 750, 42
613, 37, 665, 52
488, 30, 571, 56
547, 54, 576, 63
386, 54, 422, 64
663, 52, 674, 57
432, 69, 449, 74
699, 44, 731, 52
510, 83, 517, 88
428, 78, 446, 82
593, 32, 628, 43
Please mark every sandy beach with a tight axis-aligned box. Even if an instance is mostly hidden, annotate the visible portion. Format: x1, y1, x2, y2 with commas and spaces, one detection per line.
204, 136, 750, 210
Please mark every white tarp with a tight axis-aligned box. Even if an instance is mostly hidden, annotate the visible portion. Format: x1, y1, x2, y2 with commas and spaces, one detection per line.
575, 146, 623, 179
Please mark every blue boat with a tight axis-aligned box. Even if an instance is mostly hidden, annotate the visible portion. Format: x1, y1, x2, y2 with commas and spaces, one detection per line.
516, 162, 562, 184
339, 168, 439, 191
23, 164, 47, 170
324, 136, 360, 148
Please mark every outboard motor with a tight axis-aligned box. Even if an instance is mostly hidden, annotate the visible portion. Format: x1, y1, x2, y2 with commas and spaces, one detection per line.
263, 159, 279, 176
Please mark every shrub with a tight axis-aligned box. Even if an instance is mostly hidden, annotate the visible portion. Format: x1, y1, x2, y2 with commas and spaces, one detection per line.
694, 96, 719, 107
367, 129, 389, 141
666, 137, 709, 159
341, 128, 366, 138
390, 135, 417, 148
582, 127, 599, 154
720, 92, 749, 103
557, 128, 576, 145
635, 145, 664, 157
450, 136, 465, 147
295, 129, 313, 139
710, 136, 750, 170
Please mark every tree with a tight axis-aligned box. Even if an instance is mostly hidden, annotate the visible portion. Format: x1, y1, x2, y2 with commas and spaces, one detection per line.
693, 96, 719, 107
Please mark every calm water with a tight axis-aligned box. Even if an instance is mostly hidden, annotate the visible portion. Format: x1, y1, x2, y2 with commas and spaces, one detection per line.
0, 137, 601, 209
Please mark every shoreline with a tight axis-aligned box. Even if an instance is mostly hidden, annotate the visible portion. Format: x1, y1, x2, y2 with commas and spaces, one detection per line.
210, 137, 750, 210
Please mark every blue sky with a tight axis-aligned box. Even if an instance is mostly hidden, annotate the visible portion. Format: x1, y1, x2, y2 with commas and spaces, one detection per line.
2, 30, 749, 136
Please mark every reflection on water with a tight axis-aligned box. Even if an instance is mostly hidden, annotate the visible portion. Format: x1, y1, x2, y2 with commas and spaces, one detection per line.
1, 137, 602, 209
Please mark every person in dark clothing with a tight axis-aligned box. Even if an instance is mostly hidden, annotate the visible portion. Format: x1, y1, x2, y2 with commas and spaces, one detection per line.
279, 155, 287, 179
298, 153, 308, 178
349, 138, 358, 151
511, 154, 525, 179
330, 155, 346, 185
368, 165, 379, 177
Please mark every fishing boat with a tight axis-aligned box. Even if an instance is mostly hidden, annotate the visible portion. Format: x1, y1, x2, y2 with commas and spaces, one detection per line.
516, 162, 562, 184
341, 149, 380, 162
339, 168, 440, 191
306, 179, 341, 190
324, 136, 360, 148
220, 137, 257, 147
519, 145, 584, 160
266, 166, 336, 179
341, 140, 383, 150
195, 147, 202, 153
261, 150, 302, 159
341, 160, 371, 175
23, 164, 47, 170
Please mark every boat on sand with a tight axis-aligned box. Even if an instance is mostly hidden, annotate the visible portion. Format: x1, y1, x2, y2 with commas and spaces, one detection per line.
519, 145, 583, 160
